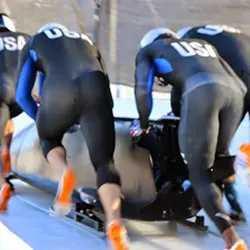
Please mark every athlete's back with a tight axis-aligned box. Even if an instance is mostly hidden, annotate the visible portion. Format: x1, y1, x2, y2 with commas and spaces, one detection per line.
136, 37, 243, 92
135, 28, 249, 250
27, 28, 103, 80
0, 31, 29, 84
178, 25, 250, 84
0, 14, 31, 214
15, 25, 127, 245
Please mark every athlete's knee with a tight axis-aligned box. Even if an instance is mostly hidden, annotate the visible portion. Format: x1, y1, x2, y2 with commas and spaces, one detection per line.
181, 142, 216, 172
40, 139, 63, 159
188, 164, 211, 189
96, 161, 121, 188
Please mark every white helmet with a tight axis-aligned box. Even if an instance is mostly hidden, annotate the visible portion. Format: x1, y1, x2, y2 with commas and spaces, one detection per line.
140, 28, 178, 48
38, 23, 67, 33
176, 27, 192, 39
0, 14, 16, 32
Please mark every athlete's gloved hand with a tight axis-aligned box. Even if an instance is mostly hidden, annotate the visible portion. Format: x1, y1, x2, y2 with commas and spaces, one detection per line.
129, 119, 150, 144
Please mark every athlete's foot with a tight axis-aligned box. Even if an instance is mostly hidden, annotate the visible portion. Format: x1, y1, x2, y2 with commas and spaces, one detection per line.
0, 183, 12, 212
52, 168, 76, 216
230, 211, 247, 225
107, 220, 129, 250
224, 239, 248, 250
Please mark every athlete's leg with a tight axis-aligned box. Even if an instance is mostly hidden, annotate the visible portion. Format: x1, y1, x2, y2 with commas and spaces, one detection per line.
0, 103, 12, 212
0, 78, 22, 211
223, 174, 246, 223
215, 89, 247, 248
78, 71, 128, 250
178, 84, 244, 248
222, 89, 248, 224
37, 81, 78, 216
2, 102, 24, 176
170, 86, 181, 116
0, 104, 10, 183
1, 120, 14, 176
80, 106, 121, 219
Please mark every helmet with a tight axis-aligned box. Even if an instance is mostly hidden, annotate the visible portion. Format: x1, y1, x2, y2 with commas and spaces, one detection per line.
0, 13, 16, 32
140, 28, 178, 48
38, 23, 67, 33
176, 27, 192, 39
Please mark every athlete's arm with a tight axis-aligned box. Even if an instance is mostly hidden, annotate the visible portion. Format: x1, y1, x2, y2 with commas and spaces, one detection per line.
37, 72, 45, 96
16, 40, 38, 120
134, 48, 155, 129
96, 47, 108, 75
94, 44, 114, 108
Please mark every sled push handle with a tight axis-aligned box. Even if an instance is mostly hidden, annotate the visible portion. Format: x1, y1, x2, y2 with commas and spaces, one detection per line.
114, 115, 180, 124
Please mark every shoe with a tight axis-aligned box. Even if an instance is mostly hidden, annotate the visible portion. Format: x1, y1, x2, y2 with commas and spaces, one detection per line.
224, 239, 248, 250
2, 151, 11, 176
0, 183, 12, 212
52, 168, 76, 216
107, 220, 129, 250
230, 211, 247, 225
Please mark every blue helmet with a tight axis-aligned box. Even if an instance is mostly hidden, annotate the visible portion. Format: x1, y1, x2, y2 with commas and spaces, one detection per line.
140, 28, 178, 48
38, 23, 67, 33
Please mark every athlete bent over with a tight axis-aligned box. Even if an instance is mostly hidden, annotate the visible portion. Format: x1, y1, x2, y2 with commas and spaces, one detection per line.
134, 28, 248, 250
15, 23, 128, 250
0, 13, 30, 212
177, 24, 250, 223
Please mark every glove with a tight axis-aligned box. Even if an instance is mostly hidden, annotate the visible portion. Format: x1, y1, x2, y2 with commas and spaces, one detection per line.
129, 120, 143, 144
130, 119, 151, 143
129, 120, 142, 137
129, 119, 152, 144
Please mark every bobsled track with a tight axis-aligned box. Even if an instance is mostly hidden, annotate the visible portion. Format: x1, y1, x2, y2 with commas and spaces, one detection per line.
0, 0, 250, 249
0, 85, 249, 250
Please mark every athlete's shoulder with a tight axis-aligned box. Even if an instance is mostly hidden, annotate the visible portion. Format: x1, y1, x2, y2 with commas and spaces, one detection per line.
13, 31, 31, 38
0, 31, 31, 52
34, 28, 93, 41
0, 31, 29, 37
135, 39, 162, 59
139, 38, 177, 52
167, 37, 216, 49
178, 24, 242, 38
165, 38, 219, 58
0, 31, 31, 40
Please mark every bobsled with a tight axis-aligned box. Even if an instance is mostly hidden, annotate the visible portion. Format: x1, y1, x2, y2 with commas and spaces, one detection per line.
9, 99, 236, 232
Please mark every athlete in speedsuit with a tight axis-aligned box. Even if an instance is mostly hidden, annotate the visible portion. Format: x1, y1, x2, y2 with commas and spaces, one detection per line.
0, 13, 30, 212
133, 27, 248, 250
176, 24, 250, 223
15, 23, 129, 250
